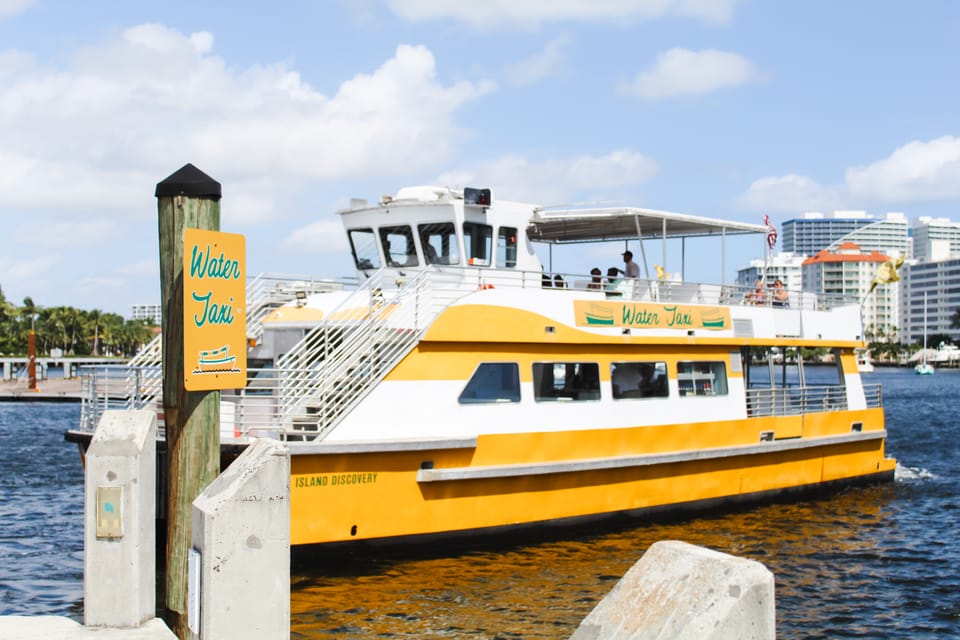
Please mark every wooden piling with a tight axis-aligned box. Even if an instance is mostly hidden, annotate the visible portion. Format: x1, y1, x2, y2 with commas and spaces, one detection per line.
156, 164, 222, 639
27, 330, 36, 390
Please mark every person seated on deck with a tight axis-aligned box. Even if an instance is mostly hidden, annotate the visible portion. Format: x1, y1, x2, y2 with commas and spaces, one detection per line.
587, 267, 603, 290
605, 267, 622, 296
542, 272, 552, 288
553, 274, 566, 288
745, 279, 766, 305
771, 278, 789, 307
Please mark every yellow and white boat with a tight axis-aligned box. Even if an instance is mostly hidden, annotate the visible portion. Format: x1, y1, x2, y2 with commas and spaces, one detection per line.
76, 185, 896, 547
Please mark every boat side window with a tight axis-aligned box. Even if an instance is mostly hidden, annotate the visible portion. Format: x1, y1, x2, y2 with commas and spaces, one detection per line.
463, 222, 493, 267
611, 362, 669, 399
379, 226, 418, 267
347, 228, 381, 270
458, 363, 520, 404
533, 362, 601, 401
496, 227, 518, 268
418, 222, 460, 265
677, 361, 728, 396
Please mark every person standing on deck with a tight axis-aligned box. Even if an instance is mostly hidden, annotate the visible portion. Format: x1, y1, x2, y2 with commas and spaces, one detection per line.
619, 250, 640, 278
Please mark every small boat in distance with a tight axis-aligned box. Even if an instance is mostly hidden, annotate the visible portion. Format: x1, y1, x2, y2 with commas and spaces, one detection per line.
856, 349, 874, 373
916, 293, 934, 375
69, 185, 896, 549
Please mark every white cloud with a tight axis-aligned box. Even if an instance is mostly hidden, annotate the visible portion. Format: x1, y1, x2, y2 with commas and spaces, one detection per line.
621, 48, 761, 100
388, 0, 737, 28
0, 0, 33, 19
737, 174, 844, 214
505, 35, 571, 87
846, 136, 960, 203
740, 136, 960, 213
0, 28, 494, 225
11, 219, 116, 249
434, 149, 657, 204
117, 259, 159, 277
280, 219, 350, 255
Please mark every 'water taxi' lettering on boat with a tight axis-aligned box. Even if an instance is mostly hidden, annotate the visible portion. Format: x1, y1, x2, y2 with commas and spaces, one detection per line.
574, 301, 730, 331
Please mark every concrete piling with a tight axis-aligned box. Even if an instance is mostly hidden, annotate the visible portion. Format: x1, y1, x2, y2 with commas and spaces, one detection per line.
191, 438, 290, 639
83, 410, 158, 628
570, 540, 776, 640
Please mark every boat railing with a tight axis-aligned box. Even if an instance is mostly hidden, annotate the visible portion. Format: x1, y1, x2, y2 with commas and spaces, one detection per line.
274, 267, 446, 438
861, 383, 882, 408
79, 364, 164, 433
245, 272, 355, 340
746, 384, 855, 417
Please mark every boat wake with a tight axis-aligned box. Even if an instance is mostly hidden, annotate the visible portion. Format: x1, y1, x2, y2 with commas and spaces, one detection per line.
894, 462, 936, 481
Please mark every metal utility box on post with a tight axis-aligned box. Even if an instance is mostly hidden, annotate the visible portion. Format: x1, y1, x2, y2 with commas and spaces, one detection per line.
84, 410, 157, 628
156, 163, 223, 639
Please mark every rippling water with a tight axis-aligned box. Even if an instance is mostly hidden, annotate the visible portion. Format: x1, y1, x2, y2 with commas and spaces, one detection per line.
2, 368, 958, 638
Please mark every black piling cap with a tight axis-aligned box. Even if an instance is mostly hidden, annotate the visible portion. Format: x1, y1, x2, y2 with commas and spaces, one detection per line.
155, 163, 221, 200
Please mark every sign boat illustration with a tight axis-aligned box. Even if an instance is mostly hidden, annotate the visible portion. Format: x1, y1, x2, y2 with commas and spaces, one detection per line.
195, 345, 238, 373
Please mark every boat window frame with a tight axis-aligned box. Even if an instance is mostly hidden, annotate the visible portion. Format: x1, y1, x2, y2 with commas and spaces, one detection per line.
418, 222, 460, 266
496, 226, 518, 268
676, 360, 728, 397
610, 361, 669, 399
463, 222, 493, 267
458, 362, 521, 404
532, 361, 601, 402
379, 225, 418, 268
347, 227, 382, 271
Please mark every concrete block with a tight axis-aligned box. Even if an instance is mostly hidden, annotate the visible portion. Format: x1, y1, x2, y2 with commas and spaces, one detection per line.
570, 540, 775, 640
84, 410, 157, 628
192, 438, 290, 639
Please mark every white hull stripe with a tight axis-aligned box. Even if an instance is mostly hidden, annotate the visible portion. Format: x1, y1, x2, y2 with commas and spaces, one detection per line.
290, 436, 478, 455
416, 430, 886, 482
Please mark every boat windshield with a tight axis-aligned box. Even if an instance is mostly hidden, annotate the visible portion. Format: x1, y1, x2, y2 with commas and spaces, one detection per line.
348, 228, 380, 270
418, 222, 460, 265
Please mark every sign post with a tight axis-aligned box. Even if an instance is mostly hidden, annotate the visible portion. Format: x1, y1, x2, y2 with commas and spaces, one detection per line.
156, 163, 238, 639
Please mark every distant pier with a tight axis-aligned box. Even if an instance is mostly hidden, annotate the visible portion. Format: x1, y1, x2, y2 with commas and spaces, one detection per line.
1, 356, 120, 381
0, 357, 116, 401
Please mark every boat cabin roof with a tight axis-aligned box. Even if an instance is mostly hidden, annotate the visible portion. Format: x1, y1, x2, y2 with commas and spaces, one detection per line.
527, 206, 767, 245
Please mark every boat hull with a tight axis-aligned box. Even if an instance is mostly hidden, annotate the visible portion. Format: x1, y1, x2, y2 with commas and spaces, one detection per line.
289, 408, 894, 546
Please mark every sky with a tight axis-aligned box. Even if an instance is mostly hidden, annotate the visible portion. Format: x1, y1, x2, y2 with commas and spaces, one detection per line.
1, 0, 959, 317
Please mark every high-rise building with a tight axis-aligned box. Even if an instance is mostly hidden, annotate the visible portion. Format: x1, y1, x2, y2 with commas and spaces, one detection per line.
735, 252, 805, 292
781, 211, 909, 259
130, 303, 161, 325
912, 216, 960, 262
802, 243, 898, 340
900, 258, 960, 345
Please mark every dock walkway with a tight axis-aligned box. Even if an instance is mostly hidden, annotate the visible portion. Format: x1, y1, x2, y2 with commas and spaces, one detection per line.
0, 378, 83, 402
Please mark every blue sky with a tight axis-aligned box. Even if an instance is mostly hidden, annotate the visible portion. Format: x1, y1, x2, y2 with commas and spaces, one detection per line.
1, 0, 959, 316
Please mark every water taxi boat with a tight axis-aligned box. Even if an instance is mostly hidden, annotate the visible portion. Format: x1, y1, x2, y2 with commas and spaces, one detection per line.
71, 185, 895, 547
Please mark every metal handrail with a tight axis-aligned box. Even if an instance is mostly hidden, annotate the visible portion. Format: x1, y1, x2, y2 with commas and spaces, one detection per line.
275, 268, 452, 438
746, 384, 857, 417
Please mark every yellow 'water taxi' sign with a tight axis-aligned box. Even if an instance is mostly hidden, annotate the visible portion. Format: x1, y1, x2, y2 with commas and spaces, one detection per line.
574, 301, 730, 331
183, 228, 247, 390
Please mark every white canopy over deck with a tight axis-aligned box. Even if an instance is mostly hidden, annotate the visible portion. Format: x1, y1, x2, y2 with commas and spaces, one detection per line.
527, 206, 768, 284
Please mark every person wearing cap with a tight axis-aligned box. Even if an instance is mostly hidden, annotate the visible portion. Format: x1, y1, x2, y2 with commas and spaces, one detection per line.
619, 250, 640, 278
